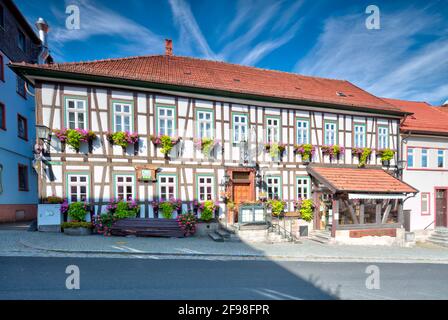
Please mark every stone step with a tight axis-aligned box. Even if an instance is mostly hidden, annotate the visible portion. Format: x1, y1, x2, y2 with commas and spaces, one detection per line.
429, 234, 448, 242
432, 230, 448, 236
208, 232, 224, 242
427, 238, 448, 247
216, 229, 231, 239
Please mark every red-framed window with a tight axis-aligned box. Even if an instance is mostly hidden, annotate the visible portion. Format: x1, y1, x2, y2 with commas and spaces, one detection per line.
0, 102, 5, 130
16, 76, 26, 99
18, 164, 29, 191
0, 54, 4, 82
421, 192, 430, 216
17, 114, 28, 140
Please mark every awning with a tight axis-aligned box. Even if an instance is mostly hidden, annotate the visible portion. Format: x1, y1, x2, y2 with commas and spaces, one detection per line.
348, 193, 407, 200
307, 165, 418, 194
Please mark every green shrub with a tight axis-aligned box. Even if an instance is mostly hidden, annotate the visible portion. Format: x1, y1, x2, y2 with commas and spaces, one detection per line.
66, 129, 83, 151
268, 199, 286, 216
200, 200, 216, 221
114, 201, 138, 219
45, 196, 64, 204
159, 201, 175, 219
61, 221, 92, 229
378, 148, 395, 161
299, 199, 314, 222
67, 202, 88, 222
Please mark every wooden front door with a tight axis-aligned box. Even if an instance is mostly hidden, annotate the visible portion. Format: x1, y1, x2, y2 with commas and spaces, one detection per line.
233, 183, 251, 222
435, 189, 448, 227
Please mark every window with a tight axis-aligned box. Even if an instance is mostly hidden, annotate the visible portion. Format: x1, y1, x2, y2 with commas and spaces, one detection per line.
407, 148, 414, 168
0, 54, 4, 81
421, 149, 428, 168
115, 175, 134, 200
197, 109, 213, 139
296, 119, 309, 144
324, 121, 337, 145
18, 164, 28, 191
197, 175, 214, 201
378, 126, 389, 149
16, 76, 26, 98
18, 30, 26, 51
157, 106, 175, 136
421, 193, 430, 215
0, 103, 5, 130
158, 174, 177, 200
232, 113, 248, 143
17, 114, 27, 140
266, 117, 280, 143
66, 98, 87, 129
296, 177, 310, 199
0, 4, 4, 29
266, 176, 281, 199
354, 124, 366, 148
438, 150, 445, 168
113, 101, 132, 132
67, 174, 89, 202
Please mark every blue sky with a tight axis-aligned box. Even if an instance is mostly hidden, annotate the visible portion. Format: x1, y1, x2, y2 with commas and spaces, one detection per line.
15, 0, 448, 105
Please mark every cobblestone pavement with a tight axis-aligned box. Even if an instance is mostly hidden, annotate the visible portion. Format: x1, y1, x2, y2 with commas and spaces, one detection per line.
1, 230, 448, 263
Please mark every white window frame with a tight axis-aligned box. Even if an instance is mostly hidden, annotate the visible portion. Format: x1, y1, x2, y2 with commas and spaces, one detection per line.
158, 174, 177, 200
378, 126, 389, 149
197, 175, 214, 201
115, 175, 135, 201
354, 124, 366, 148
113, 102, 133, 132
296, 177, 310, 200
421, 149, 428, 168
421, 193, 430, 215
66, 98, 87, 129
232, 113, 248, 143
324, 121, 337, 145
266, 117, 280, 143
157, 106, 175, 136
67, 174, 89, 203
266, 176, 281, 199
197, 110, 213, 139
296, 119, 309, 144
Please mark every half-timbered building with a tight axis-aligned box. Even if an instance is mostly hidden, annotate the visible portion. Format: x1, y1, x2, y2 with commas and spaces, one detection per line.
10, 41, 418, 244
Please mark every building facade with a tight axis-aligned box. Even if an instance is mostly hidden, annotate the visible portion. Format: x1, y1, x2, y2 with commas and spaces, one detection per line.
11, 44, 418, 243
0, 0, 42, 222
384, 98, 448, 239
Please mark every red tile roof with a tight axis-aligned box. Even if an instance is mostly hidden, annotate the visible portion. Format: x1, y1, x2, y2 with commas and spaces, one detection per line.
10, 55, 404, 114
382, 98, 448, 135
307, 166, 417, 194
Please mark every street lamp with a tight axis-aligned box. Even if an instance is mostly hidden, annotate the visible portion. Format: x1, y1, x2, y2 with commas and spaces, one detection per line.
395, 160, 407, 178
36, 124, 51, 142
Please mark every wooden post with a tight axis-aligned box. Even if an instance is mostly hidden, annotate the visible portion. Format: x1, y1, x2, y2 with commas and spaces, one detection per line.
331, 196, 339, 238
398, 200, 404, 226
359, 200, 365, 225
375, 200, 382, 225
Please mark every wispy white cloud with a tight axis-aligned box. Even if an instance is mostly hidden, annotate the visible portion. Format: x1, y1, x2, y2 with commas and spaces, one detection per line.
50, 0, 162, 59
219, 0, 252, 41
168, 0, 216, 59
241, 21, 302, 66
295, 6, 448, 105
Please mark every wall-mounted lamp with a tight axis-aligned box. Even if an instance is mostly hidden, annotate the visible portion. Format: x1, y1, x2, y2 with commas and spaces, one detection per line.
36, 124, 51, 142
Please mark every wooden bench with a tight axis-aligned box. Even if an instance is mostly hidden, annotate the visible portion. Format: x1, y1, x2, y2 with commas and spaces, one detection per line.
110, 218, 185, 238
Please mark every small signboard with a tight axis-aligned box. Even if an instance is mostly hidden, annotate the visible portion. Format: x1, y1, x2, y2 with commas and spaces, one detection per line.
136, 165, 158, 182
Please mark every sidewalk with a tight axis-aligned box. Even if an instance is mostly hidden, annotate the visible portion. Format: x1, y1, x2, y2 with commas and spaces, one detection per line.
2, 230, 448, 263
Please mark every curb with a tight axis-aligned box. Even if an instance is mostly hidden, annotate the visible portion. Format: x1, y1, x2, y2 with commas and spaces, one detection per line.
18, 239, 448, 264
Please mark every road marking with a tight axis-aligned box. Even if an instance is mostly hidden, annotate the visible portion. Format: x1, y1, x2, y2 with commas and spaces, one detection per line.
120, 246, 144, 253
263, 288, 302, 300
175, 248, 203, 254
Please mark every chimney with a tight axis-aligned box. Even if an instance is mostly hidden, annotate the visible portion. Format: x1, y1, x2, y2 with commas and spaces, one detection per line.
35, 17, 50, 64
165, 39, 173, 56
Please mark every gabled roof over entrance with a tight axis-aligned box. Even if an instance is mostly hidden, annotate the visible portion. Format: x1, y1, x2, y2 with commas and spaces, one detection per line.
307, 165, 418, 194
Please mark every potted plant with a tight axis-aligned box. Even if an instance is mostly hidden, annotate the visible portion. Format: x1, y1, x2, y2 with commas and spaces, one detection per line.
352, 147, 372, 167
53, 128, 97, 153
267, 199, 286, 217
106, 131, 139, 152
93, 199, 139, 236
62, 202, 92, 235
150, 134, 181, 158
298, 199, 314, 222
199, 200, 218, 222
177, 212, 197, 236
377, 148, 395, 166
293, 144, 315, 164
321, 145, 345, 161
159, 200, 176, 219
264, 142, 286, 160
194, 138, 220, 158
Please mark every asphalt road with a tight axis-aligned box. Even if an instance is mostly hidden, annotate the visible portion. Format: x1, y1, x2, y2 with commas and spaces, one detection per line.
0, 256, 447, 300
